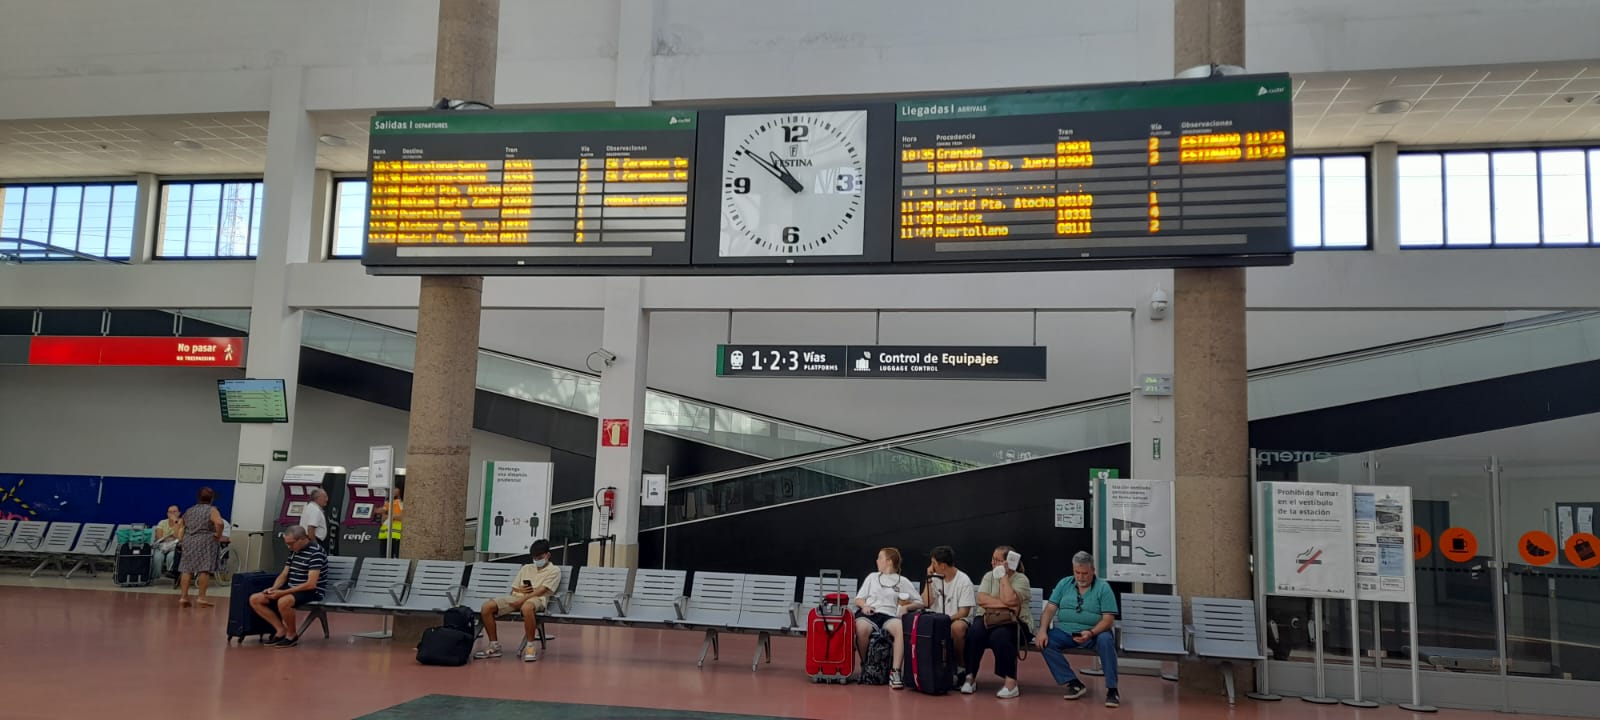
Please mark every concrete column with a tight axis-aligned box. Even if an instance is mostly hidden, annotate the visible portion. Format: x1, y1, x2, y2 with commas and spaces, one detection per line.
1129, 271, 1175, 485
394, 0, 498, 645
613, 0, 656, 108
307, 169, 334, 261
129, 173, 160, 264
590, 276, 648, 569
1173, 0, 1253, 696
1371, 142, 1400, 254
230, 68, 317, 571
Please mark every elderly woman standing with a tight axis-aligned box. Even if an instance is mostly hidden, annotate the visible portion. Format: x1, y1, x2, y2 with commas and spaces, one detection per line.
177, 487, 225, 608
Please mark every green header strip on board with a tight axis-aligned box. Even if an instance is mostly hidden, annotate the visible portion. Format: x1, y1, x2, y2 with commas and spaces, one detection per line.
480, 461, 495, 552
1261, 481, 1275, 592
897, 75, 1291, 121
371, 110, 697, 136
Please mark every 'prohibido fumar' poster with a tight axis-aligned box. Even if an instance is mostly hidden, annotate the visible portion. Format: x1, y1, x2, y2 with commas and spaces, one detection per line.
1262, 482, 1355, 599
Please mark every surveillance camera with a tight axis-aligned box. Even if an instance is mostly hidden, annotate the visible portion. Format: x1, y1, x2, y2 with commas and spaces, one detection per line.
1149, 287, 1170, 320
596, 349, 617, 365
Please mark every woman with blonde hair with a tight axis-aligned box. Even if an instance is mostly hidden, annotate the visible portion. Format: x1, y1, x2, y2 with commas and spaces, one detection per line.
853, 547, 922, 689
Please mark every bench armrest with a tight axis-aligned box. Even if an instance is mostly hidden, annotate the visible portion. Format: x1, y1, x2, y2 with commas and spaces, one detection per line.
387, 583, 407, 606
674, 597, 687, 621
446, 587, 462, 606
614, 593, 628, 616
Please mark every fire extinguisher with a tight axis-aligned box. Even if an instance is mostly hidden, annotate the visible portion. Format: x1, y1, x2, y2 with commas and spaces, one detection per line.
596, 486, 617, 526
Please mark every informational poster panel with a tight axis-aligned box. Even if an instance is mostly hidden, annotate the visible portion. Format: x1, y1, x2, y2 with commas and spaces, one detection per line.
368, 445, 394, 492
642, 473, 667, 507
1093, 478, 1175, 584
479, 461, 554, 555
1353, 485, 1414, 602
1262, 481, 1355, 598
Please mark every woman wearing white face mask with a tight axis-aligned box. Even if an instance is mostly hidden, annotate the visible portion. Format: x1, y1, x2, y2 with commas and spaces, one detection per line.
960, 545, 1034, 698
476, 539, 560, 662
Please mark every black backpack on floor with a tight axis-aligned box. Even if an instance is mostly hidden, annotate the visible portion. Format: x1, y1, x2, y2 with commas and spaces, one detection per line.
858, 627, 893, 685
416, 606, 479, 667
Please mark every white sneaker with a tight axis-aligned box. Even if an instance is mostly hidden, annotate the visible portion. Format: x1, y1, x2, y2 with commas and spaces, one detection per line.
522, 646, 539, 662
960, 678, 977, 695
996, 685, 1020, 699
473, 642, 502, 660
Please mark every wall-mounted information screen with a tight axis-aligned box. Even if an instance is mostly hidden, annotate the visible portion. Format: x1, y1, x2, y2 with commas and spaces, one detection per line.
217, 378, 289, 423
893, 75, 1292, 263
361, 110, 697, 268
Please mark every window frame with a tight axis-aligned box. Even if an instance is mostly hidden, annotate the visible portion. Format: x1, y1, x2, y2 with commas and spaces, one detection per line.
154, 178, 266, 260
328, 175, 370, 259
0, 179, 139, 261
1397, 145, 1599, 249
1291, 153, 1373, 251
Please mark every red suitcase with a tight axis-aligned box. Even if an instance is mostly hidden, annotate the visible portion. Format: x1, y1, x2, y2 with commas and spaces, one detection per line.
806, 570, 854, 683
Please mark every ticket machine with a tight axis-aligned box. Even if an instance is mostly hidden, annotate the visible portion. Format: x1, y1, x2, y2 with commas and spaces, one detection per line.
342, 466, 404, 558
271, 465, 347, 568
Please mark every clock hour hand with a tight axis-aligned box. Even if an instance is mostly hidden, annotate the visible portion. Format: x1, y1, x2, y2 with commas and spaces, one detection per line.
746, 150, 805, 194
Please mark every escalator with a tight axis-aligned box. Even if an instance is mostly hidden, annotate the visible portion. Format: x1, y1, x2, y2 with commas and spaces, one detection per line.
546, 311, 1600, 584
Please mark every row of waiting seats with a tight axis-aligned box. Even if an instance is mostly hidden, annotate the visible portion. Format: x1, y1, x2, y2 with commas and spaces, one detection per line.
300, 558, 1263, 698
0, 519, 123, 579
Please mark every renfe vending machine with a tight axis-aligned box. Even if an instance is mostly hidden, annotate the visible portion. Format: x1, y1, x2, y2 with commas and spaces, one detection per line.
343, 466, 404, 558
271, 465, 347, 568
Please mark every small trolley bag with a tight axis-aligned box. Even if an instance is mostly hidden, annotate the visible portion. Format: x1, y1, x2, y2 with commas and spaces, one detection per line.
226, 572, 279, 644
805, 569, 854, 683
114, 543, 152, 587
902, 610, 957, 695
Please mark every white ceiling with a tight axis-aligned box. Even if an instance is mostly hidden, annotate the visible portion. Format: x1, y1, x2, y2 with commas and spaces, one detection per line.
0, 60, 1596, 180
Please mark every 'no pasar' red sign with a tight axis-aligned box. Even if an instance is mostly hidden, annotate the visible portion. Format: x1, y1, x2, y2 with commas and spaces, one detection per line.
29, 337, 244, 367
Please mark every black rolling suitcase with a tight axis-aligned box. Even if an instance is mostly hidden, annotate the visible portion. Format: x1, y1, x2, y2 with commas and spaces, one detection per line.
114, 543, 152, 587
902, 610, 957, 695
227, 571, 279, 644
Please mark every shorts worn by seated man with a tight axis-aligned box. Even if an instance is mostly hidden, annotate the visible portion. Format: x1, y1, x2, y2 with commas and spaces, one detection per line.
491, 562, 561, 615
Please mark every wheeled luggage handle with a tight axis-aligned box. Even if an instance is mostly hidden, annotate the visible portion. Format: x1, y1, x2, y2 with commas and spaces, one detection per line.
818, 568, 841, 606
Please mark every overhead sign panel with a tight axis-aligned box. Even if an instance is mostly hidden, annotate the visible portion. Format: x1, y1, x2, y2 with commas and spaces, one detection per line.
362, 110, 697, 270
893, 75, 1292, 264
716, 344, 1046, 380
29, 336, 243, 367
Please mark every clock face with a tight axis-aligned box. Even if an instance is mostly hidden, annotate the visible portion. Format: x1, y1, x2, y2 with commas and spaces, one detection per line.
719, 110, 868, 258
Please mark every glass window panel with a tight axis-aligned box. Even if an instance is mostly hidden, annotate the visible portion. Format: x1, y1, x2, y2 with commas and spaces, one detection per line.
1398, 154, 1444, 247
186, 183, 222, 257
1, 188, 22, 239
248, 184, 264, 256
159, 184, 191, 257
1491, 151, 1539, 246
1321, 156, 1368, 247
107, 185, 136, 258
1290, 158, 1323, 248
78, 185, 112, 257
217, 183, 253, 257
332, 180, 368, 257
20, 186, 53, 242
1592, 150, 1600, 245
1444, 153, 1492, 246
1539, 150, 1588, 245
48, 186, 83, 251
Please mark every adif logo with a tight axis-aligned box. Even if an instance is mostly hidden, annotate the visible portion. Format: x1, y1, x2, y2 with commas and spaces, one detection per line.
343, 532, 373, 543
1258, 85, 1286, 96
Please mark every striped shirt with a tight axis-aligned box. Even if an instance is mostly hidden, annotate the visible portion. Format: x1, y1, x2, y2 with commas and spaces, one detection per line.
286, 542, 329, 595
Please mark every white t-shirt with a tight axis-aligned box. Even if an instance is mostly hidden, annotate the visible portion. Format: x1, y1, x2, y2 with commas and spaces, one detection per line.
924, 570, 977, 618
300, 502, 327, 541
856, 572, 918, 616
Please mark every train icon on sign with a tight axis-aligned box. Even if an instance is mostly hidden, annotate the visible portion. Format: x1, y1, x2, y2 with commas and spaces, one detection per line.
729, 350, 745, 370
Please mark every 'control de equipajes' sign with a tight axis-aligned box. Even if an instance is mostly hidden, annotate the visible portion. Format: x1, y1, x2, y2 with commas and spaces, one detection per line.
716, 344, 1045, 380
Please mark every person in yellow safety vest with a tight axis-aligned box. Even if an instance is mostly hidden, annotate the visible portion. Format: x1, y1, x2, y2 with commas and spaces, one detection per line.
375, 482, 403, 550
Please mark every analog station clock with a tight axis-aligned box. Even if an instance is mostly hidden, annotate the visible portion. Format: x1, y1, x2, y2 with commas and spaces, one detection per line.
717, 110, 868, 258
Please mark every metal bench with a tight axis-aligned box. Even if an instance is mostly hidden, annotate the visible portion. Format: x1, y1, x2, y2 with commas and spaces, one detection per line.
29, 522, 81, 577
459, 562, 522, 610
730, 574, 799, 670
680, 571, 744, 667
297, 555, 359, 638
548, 566, 630, 624
389, 560, 466, 612
64, 523, 117, 578
615, 569, 688, 626
321, 557, 410, 612
1190, 597, 1264, 704
1, 520, 46, 556
799, 573, 857, 616
0, 519, 15, 549
1118, 593, 1187, 658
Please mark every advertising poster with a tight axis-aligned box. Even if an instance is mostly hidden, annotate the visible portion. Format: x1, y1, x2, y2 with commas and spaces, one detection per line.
1262, 482, 1355, 598
1353, 485, 1414, 602
1094, 478, 1175, 584
479, 461, 554, 555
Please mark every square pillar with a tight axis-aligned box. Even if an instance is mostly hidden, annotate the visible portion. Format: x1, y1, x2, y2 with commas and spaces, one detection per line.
590, 276, 648, 568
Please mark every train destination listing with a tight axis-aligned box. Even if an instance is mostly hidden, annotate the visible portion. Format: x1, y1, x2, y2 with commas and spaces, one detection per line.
893, 75, 1293, 261
362, 111, 697, 262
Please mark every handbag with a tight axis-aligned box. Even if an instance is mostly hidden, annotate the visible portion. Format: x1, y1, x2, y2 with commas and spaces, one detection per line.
982, 607, 1018, 627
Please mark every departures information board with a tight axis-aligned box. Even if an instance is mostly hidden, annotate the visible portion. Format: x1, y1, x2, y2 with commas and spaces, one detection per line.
362, 110, 697, 268
894, 75, 1292, 263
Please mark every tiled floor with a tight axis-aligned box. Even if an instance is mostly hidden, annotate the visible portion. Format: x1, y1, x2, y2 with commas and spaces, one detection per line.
0, 579, 1563, 720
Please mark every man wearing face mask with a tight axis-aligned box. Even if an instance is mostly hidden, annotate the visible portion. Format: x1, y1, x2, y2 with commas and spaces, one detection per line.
475, 539, 560, 662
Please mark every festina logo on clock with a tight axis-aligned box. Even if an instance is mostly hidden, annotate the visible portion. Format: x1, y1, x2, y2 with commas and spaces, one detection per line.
718, 110, 868, 258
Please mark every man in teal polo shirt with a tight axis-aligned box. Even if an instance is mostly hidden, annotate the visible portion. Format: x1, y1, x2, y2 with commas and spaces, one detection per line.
1034, 551, 1120, 708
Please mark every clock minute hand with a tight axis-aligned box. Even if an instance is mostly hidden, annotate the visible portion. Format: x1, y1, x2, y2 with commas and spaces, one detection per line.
748, 150, 804, 194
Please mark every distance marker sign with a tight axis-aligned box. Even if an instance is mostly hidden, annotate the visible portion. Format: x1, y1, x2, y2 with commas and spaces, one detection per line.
716, 344, 1046, 380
